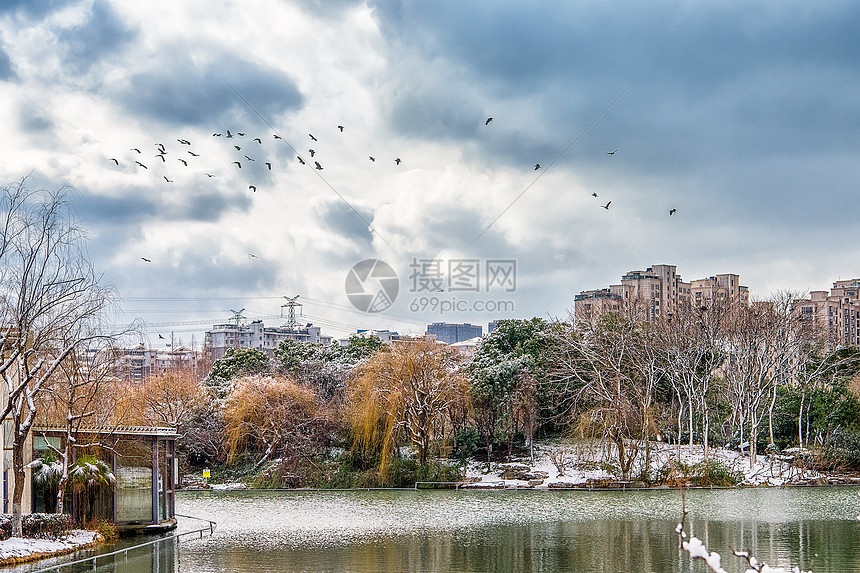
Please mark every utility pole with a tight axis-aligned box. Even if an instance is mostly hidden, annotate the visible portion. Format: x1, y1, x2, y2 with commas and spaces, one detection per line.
281, 295, 302, 330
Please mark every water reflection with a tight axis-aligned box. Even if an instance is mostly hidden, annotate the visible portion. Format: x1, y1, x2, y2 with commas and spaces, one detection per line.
8, 487, 860, 572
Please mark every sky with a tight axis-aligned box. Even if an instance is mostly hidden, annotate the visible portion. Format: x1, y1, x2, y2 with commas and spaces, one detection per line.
1, 0, 858, 347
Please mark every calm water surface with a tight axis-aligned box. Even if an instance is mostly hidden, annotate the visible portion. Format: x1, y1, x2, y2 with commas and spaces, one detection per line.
15, 487, 860, 573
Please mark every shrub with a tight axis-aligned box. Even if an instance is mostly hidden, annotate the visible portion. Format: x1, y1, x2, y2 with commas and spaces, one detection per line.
689, 459, 743, 487
0, 513, 73, 540
823, 428, 860, 470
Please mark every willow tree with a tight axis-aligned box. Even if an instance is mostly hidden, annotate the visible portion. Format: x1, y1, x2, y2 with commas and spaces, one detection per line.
0, 181, 114, 536
348, 338, 466, 472
223, 375, 331, 474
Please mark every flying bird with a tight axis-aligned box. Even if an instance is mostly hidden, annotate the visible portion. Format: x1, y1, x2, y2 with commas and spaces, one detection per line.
234, 145, 241, 151
485, 117, 493, 125
156, 143, 165, 153
369, 156, 375, 162
130, 148, 141, 153
188, 151, 199, 156
669, 208, 677, 216
164, 176, 173, 182
592, 192, 599, 197
226, 129, 233, 138
177, 138, 191, 145
395, 158, 401, 165
602, 201, 612, 210
314, 161, 323, 170
237, 132, 245, 136
155, 154, 165, 162
249, 253, 257, 259
273, 134, 281, 139
177, 158, 187, 166
265, 162, 272, 170
141, 257, 151, 263
254, 138, 262, 144
158, 334, 165, 339
309, 133, 317, 141
534, 163, 541, 170
206, 173, 215, 177
135, 161, 147, 169
337, 125, 344, 132
309, 149, 315, 157
606, 149, 618, 155
244, 155, 255, 162
232, 161, 241, 168
109, 158, 119, 165
249, 185, 256, 192
212, 133, 222, 137
297, 156, 305, 165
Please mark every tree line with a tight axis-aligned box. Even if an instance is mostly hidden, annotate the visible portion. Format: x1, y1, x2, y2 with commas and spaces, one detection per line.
3, 182, 860, 529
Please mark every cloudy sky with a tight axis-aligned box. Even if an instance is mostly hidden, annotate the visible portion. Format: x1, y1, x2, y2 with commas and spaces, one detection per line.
1, 0, 858, 346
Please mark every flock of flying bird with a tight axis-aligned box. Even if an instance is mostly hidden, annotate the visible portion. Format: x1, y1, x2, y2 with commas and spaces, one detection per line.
115, 115, 677, 264
110, 124, 405, 197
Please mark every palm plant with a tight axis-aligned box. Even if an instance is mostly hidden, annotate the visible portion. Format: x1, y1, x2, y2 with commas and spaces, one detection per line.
29, 453, 63, 512
70, 455, 115, 524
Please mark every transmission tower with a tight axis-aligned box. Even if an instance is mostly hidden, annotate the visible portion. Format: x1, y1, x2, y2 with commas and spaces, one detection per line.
281, 295, 302, 330
229, 308, 246, 326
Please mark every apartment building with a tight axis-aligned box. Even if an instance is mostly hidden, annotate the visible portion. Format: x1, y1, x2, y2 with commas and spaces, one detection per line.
112, 344, 201, 380
426, 322, 483, 344
205, 319, 332, 360
574, 264, 747, 323
797, 278, 860, 347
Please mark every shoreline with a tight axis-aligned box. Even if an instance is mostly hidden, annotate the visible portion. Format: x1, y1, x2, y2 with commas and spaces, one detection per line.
0, 531, 102, 567
181, 479, 860, 493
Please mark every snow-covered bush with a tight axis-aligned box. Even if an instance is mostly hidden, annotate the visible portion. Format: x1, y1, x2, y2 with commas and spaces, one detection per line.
0, 513, 72, 540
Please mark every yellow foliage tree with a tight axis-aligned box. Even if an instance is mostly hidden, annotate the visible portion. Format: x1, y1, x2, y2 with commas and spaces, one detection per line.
348, 339, 466, 471
223, 375, 330, 471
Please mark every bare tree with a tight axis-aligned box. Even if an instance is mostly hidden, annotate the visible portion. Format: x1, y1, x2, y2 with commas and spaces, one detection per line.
661, 298, 729, 459
0, 181, 114, 535
553, 314, 649, 480
36, 338, 120, 514
722, 293, 804, 465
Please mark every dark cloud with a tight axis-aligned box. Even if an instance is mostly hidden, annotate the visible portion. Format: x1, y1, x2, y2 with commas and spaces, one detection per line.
74, 191, 158, 225
119, 53, 304, 128
17, 102, 53, 133
56, 0, 137, 74
174, 191, 251, 223
74, 186, 251, 231
370, 1, 860, 173
0, 0, 70, 19
317, 200, 374, 243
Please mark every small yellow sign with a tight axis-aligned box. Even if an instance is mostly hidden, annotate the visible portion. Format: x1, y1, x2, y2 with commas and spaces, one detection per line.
202, 469, 211, 478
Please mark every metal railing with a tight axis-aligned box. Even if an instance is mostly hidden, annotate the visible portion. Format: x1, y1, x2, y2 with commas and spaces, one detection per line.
30, 515, 216, 573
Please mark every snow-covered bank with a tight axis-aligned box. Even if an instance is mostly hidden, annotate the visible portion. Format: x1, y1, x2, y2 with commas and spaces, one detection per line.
0, 530, 100, 566
463, 443, 860, 489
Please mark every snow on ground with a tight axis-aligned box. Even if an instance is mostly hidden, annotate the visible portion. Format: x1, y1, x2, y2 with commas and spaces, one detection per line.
0, 530, 98, 562
211, 482, 249, 490
463, 443, 826, 489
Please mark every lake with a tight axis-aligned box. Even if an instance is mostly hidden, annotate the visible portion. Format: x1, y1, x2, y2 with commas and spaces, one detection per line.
14, 486, 860, 572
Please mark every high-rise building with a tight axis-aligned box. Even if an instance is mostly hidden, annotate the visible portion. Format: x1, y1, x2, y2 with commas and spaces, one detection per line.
426, 322, 482, 344
797, 278, 860, 347
574, 264, 747, 323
